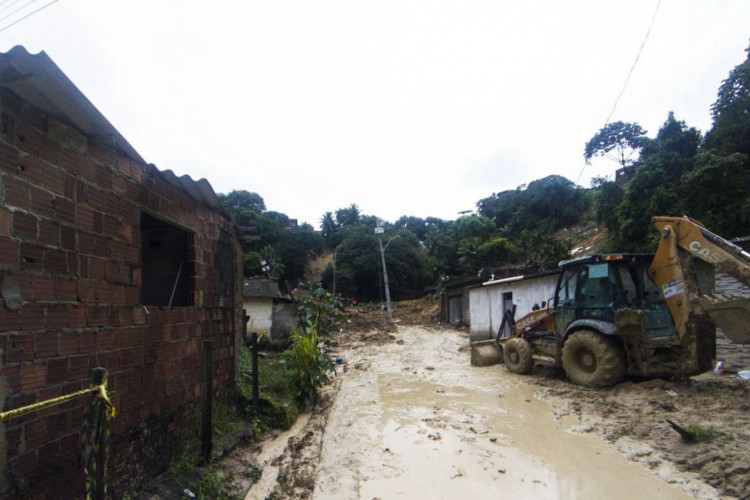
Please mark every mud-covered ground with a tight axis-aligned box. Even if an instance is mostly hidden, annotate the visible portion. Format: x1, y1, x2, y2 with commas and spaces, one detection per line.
532, 335, 750, 499
235, 302, 750, 499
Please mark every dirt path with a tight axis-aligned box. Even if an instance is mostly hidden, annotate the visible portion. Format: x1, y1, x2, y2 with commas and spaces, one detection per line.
255, 326, 720, 499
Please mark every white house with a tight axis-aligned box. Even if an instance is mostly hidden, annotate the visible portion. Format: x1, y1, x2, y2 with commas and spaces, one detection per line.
243, 277, 295, 340
469, 272, 558, 341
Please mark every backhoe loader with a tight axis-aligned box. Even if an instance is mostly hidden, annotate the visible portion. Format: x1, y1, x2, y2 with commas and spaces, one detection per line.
470, 216, 750, 387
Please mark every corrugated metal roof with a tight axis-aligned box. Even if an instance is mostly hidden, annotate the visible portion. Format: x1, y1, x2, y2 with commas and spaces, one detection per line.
0, 45, 222, 212
243, 277, 280, 298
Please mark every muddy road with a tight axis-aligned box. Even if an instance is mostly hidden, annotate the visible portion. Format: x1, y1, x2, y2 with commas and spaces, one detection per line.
246, 326, 725, 499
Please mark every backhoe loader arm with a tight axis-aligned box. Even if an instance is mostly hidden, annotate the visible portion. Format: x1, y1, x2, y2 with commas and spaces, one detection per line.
650, 216, 750, 344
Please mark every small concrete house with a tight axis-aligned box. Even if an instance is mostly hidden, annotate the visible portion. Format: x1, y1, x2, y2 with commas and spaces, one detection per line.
0, 47, 243, 497
242, 277, 294, 340
469, 271, 558, 342
440, 275, 486, 326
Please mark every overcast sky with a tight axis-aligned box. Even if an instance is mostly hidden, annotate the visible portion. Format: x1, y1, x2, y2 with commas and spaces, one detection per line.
1, 1, 748, 227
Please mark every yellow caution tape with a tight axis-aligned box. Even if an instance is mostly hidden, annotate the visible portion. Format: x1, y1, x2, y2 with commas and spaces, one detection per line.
0, 383, 115, 423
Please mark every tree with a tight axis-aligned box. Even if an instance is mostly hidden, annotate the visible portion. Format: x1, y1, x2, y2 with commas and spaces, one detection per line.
590, 176, 622, 233
682, 152, 750, 237
335, 204, 361, 227
584, 121, 647, 167
320, 212, 340, 248
704, 43, 750, 157
612, 113, 701, 251
321, 224, 435, 302
394, 215, 428, 241
276, 226, 325, 287
477, 176, 585, 235
218, 190, 266, 213
515, 229, 569, 266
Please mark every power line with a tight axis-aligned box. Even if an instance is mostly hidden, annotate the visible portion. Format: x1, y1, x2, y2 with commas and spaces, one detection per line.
0, 0, 42, 24
0, 0, 27, 16
0, 0, 20, 10
604, 0, 662, 125
576, 0, 662, 185
0, 0, 60, 34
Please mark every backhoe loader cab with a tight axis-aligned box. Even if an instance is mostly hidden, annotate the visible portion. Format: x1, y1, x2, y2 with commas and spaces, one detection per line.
553, 254, 674, 341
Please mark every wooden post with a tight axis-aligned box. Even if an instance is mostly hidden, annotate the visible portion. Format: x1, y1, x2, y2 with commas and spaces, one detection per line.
89, 367, 108, 500
201, 340, 213, 464
251, 332, 259, 412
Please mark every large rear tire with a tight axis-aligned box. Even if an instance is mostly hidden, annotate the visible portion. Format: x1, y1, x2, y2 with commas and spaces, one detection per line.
503, 338, 533, 375
562, 330, 625, 387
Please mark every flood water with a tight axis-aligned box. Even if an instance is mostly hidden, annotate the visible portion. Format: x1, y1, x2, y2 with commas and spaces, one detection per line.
312, 326, 695, 500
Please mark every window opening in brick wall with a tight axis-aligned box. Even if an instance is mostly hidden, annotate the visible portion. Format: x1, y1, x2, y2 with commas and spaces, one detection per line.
141, 212, 194, 307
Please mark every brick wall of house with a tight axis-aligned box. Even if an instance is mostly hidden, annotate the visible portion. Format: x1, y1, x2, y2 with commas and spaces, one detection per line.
0, 88, 242, 497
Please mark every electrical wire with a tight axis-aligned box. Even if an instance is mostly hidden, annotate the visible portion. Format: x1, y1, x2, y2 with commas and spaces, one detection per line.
0, 0, 27, 16
0, 0, 60, 35
604, 0, 662, 125
576, 0, 662, 185
0, 0, 41, 24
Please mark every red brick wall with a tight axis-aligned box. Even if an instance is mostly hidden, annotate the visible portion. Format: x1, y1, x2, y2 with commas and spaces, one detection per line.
0, 89, 242, 497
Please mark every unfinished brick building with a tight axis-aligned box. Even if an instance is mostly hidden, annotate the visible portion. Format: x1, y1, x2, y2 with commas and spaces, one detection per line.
0, 46, 243, 496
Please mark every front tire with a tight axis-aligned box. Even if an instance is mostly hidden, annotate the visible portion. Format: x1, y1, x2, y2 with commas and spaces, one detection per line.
562, 330, 625, 387
503, 338, 533, 374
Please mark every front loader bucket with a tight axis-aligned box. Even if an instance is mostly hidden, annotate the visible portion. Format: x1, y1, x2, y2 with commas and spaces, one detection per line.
471, 339, 503, 367
700, 296, 750, 344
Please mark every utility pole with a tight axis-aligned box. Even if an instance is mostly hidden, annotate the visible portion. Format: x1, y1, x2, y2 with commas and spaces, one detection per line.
332, 251, 337, 297
376, 229, 392, 322
376, 222, 399, 323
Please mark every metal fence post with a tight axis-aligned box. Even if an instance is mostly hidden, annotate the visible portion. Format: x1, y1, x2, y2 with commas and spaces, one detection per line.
201, 340, 213, 464
84, 367, 110, 500
251, 332, 259, 412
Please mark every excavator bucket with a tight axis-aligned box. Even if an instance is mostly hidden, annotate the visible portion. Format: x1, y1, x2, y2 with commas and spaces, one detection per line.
470, 339, 503, 366
699, 296, 750, 344
470, 307, 517, 366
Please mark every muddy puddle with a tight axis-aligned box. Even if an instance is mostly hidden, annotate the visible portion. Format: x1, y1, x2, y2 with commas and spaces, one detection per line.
312, 326, 705, 499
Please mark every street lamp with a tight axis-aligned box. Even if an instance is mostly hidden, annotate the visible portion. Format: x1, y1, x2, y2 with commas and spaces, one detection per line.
375, 222, 399, 323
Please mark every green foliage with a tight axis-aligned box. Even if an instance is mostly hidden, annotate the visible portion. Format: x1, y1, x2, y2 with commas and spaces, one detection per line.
515, 229, 569, 266
589, 176, 622, 233
194, 469, 226, 499
607, 113, 702, 251
324, 222, 437, 302
477, 175, 587, 236
293, 283, 344, 335
682, 424, 723, 443
219, 189, 266, 213
219, 189, 323, 289
324, 224, 381, 301
682, 151, 750, 235
705, 43, 750, 157
320, 211, 341, 248
285, 323, 335, 401
335, 203, 361, 227
275, 226, 324, 284
378, 230, 437, 299
584, 121, 647, 166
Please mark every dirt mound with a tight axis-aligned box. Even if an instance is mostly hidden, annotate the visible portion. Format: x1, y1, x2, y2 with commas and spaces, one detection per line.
331, 298, 444, 348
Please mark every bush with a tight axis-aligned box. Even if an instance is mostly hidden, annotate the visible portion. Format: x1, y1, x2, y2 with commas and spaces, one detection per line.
285, 323, 334, 402
292, 283, 344, 335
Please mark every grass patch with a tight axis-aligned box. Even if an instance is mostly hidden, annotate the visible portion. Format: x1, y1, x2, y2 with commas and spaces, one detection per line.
238, 345, 302, 430
683, 424, 723, 443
